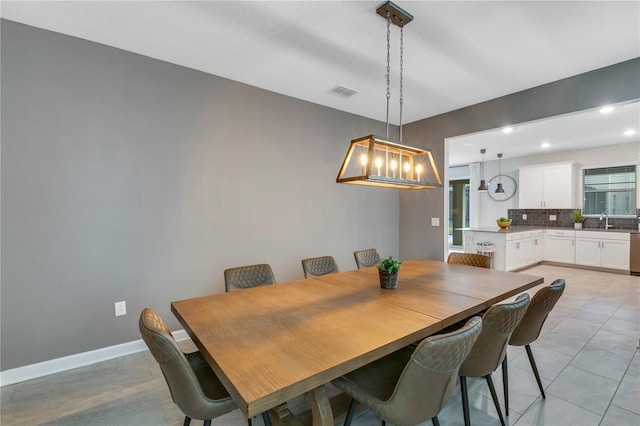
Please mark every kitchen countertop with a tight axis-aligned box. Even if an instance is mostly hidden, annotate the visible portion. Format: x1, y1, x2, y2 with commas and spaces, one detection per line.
462, 226, 640, 234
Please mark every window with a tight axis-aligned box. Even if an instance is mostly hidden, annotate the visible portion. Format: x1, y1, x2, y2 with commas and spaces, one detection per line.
583, 165, 636, 215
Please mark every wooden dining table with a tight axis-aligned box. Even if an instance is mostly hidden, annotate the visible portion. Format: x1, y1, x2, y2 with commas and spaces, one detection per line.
171, 259, 543, 425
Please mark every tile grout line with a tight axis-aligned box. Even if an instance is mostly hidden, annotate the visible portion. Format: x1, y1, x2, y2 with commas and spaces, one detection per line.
596, 297, 640, 426
543, 282, 637, 423
516, 270, 609, 422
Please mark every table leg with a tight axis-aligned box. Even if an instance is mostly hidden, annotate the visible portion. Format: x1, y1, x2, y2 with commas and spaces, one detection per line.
267, 404, 303, 426
307, 386, 333, 426
264, 386, 333, 425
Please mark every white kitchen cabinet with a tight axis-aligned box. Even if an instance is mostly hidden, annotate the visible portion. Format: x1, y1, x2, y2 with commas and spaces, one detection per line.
519, 162, 579, 209
505, 239, 526, 271
464, 229, 544, 271
575, 231, 630, 271
505, 230, 543, 271
525, 232, 544, 264
465, 228, 631, 272
544, 229, 576, 264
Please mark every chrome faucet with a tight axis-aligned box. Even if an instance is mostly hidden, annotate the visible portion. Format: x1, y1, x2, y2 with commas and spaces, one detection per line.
599, 211, 611, 229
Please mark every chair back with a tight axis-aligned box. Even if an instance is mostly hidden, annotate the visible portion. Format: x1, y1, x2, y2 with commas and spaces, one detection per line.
459, 293, 530, 378
447, 252, 491, 268
354, 249, 381, 269
224, 263, 276, 292
139, 308, 235, 420
510, 279, 565, 346
375, 317, 483, 425
301, 256, 338, 278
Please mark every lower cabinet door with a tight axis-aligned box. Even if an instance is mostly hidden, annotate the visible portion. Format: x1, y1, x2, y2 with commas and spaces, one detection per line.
601, 240, 630, 270
544, 236, 575, 264
575, 238, 602, 267
505, 240, 526, 271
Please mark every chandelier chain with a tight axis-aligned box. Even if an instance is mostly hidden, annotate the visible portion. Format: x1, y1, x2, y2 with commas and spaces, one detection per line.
385, 11, 391, 138
399, 21, 404, 141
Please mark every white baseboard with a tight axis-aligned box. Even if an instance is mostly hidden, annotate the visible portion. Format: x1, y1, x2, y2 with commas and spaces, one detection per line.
0, 329, 190, 387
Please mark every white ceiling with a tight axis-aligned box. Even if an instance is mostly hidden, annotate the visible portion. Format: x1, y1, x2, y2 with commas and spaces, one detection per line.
448, 100, 640, 167
2, 0, 639, 127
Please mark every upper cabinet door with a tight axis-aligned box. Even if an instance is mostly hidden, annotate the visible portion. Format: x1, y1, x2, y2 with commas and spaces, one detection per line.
542, 163, 575, 208
519, 162, 579, 209
519, 167, 544, 208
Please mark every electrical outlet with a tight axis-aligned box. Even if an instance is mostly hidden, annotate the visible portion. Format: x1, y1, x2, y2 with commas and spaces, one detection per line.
431, 217, 440, 227
549, 215, 557, 221
115, 301, 126, 317
522, 214, 527, 220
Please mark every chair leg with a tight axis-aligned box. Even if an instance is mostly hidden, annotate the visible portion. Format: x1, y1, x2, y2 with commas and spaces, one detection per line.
432, 415, 441, 426
342, 398, 357, 426
460, 376, 471, 426
526, 344, 546, 398
485, 375, 506, 426
203, 420, 211, 426
261, 412, 272, 426
183, 416, 191, 426
502, 354, 509, 415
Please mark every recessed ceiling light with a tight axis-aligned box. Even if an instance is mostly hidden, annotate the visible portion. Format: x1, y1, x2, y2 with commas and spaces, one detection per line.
541, 142, 551, 148
502, 127, 513, 134
624, 129, 636, 136
599, 106, 614, 114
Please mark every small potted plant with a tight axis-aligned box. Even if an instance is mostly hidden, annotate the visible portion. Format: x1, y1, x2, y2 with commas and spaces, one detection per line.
378, 256, 401, 289
496, 217, 512, 229
571, 209, 586, 229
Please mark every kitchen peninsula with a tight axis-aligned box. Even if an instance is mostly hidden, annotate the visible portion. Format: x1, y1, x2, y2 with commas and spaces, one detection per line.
463, 226, 633, 273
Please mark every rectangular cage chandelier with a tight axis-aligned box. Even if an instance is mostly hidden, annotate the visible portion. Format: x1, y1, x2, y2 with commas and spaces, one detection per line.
336, 1, 442, 190
336, 135, 441, 189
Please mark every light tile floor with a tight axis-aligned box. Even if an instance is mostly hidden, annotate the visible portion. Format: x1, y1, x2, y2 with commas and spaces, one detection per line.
1, 265, 638, 425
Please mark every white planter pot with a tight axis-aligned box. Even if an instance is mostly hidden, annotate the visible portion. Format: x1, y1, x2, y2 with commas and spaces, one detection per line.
574, 223, 583, 229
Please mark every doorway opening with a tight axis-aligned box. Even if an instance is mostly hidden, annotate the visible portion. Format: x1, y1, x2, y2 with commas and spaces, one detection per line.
449, 179, 470, 251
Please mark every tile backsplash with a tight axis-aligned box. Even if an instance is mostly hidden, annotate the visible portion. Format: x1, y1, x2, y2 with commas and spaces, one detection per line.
508, 208, 640, 230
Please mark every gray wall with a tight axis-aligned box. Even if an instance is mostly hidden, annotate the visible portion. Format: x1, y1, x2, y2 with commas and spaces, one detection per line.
400, 58, 640, 260
0, 20, 400, 370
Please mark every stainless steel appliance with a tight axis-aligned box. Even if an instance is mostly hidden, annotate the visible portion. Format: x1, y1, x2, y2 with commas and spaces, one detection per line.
631, 233, 640, 276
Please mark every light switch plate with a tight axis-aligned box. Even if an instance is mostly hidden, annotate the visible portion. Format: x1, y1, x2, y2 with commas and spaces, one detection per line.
431, 217, 440, 227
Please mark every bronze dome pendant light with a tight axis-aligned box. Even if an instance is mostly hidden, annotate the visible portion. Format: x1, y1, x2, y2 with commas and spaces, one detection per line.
495, 153, 505, 194
478, 148, 489, 192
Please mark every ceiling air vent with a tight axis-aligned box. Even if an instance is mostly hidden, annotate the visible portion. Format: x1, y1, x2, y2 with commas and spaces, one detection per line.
330, 85, 359, 98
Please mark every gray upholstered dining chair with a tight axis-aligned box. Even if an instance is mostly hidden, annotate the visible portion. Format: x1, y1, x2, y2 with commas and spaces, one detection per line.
502, 279, 565, 414
353, 248, 381, 269
459, 293, 530, 426
139, 308, 271, 426
223, 263, 276, 292
332, 316, 483, 426
301, 256, 338, 278
447, 252, 491, 269
139, 308, 238, 426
